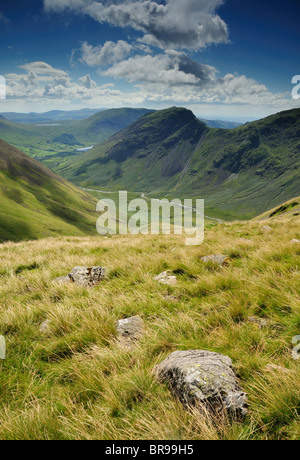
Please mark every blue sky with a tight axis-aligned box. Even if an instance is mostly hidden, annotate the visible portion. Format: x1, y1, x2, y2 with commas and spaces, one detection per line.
0, 0, 299, 120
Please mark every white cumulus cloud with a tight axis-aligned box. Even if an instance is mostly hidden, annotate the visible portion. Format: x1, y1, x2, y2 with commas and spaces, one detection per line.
80, 40, 132, 67
44, 0, 229, 50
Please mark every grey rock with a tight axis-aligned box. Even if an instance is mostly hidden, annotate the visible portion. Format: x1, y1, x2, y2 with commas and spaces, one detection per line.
116, 316, 144, 341
291, 239, 300, 244
248, 317, 270, 329
201, 255, 228, 266
40, 320, 51, 334
53, 267, 107, 288
155, 350, 248, 419
154, 271, 177, 286
68, 266, 107, 287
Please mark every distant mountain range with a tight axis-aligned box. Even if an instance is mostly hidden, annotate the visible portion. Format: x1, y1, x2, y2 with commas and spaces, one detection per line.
198, 118, 243, 129
0, 138, 97, 242
57, 107, 300, 220
1, 105, 299, 221
0, 108, 243, 129
0, 108, 104, 124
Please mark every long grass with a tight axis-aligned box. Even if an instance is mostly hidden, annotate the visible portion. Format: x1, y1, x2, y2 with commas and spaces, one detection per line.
0, 214, 299, 440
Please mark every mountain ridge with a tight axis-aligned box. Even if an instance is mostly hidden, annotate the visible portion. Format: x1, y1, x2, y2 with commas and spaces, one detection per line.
58, 106, 300, 220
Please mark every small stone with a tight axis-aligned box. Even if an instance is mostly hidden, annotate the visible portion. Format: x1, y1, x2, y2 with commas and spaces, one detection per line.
116, 316, 144, 341
154, 271, 177, 286
201, 255, 228, 266
40, 320, 51, 334
239, 238, 253, 243
248, 317, 270, 328
262, 226, 272, 232
155, 350, 248, 419
291, 239, 300, 244
264, 364, 293, 375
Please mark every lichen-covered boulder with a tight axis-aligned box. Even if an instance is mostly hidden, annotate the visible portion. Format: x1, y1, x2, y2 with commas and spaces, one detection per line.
116, 316, 144, 342
53, 267, 107, 287
69, 266, 107, 287
155, 350, 248, 419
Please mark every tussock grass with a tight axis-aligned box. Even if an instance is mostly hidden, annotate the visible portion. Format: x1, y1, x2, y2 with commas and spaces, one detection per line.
0, 215, 299, 440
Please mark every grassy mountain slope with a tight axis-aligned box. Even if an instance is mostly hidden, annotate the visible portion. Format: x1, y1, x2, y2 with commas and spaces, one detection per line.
59, 107, 208, 190
0, 210, 299, 440
0, 139, 98, 242
0, 108, 152, 167
59, 107, 300, 220
255, 196, 300, 221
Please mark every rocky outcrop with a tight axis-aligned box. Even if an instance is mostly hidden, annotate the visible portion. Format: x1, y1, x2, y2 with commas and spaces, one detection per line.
116, 316, 144, 342
155, 350, 248, 419
53, 266, 107, 287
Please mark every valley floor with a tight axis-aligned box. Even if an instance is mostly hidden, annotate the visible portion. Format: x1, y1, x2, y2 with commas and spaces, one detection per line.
0, 215, 299, 440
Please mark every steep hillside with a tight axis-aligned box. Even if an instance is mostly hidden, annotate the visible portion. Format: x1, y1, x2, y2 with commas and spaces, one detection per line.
0, 139, 98, 242
255, 196, 300, 221
59, 107, 300, 220
59, 108, 154, 144
59, 107, 207, 190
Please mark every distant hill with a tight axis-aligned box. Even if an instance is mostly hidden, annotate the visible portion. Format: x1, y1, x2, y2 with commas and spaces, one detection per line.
199, 118, 243, 129
0, 108, 104, 124
0, 108, 153, 166
59, 108, 154, 144
58, 107, 300, 220
0, 139, 98, 242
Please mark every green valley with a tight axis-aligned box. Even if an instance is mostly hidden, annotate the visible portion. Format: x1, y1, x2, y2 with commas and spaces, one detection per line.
58, 107, 300, 220
0, 108, 152, 168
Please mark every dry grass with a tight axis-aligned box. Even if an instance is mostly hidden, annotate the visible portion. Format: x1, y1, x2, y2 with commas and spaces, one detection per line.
0, 214, 299, 440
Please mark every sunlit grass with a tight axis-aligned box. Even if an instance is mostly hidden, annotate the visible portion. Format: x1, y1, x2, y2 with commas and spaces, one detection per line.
0, 214, 299, 440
